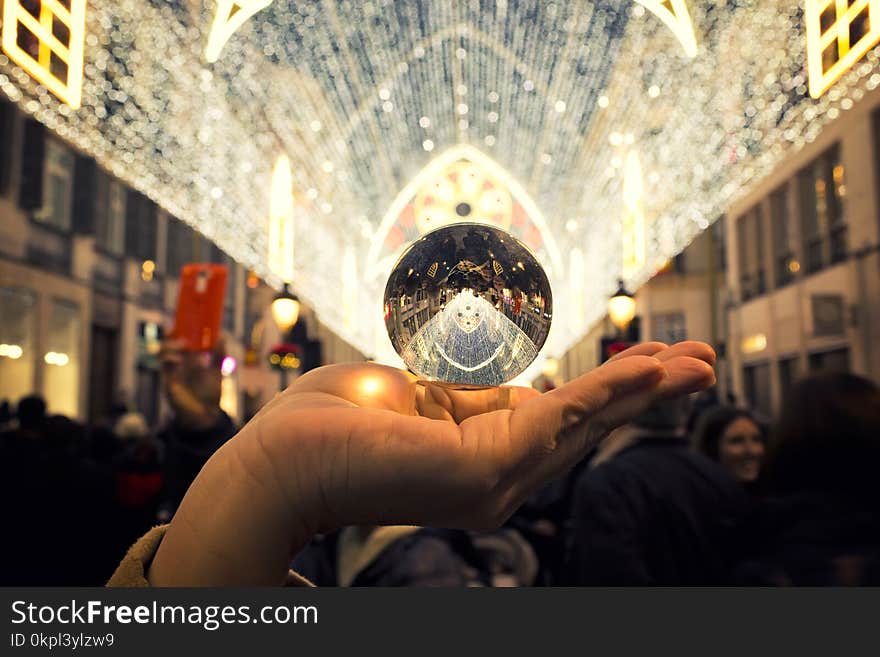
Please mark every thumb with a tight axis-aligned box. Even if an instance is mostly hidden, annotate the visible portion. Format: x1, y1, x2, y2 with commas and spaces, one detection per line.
506, 355, 666, 471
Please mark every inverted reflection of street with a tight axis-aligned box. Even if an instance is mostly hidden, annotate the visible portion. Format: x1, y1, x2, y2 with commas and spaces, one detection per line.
401, 290, 537, 386
384, 223, 552, 387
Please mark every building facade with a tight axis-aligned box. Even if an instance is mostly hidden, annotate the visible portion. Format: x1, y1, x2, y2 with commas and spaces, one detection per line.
0, 98, 364, 426
549, 225, 732, 401
725, 87, 880, 417
552, 89, 880, 419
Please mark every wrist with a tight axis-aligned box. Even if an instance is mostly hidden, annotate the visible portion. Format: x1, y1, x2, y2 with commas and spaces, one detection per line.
147, 430, 316, 586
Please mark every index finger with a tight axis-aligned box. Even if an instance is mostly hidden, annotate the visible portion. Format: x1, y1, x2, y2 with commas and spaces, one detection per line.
607, 341, 668, 362
502, 343, 716, 493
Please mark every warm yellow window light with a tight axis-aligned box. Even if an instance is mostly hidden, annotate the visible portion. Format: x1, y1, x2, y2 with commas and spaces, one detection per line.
806, 0, 880, 98
541, 357, 560, 378
1, 0, 87, 109
205, 0, 274, 63
741, 333, 768, 355
141, 259, 155, 281
44, 351, 70, 366
271, 284, 300, 332
622, 151, 646, 278
633, 0, 698, 58
268, 153, 295, 284
0, 343, 24, 359
608, 279, 637, 333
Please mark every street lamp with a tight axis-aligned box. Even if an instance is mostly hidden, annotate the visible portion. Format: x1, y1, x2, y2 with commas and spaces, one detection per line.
271, 283, 300, 389
271, 283, 300, 333
608, 278, 636, 336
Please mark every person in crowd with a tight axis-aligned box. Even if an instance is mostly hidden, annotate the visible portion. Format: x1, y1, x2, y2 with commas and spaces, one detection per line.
0, 399, 11, 429
113, 412, 165, 544
0, 396, 118, 585
736, 373, 880, 585
293, 525, 491, 586
9, 394, 47, 439
692, 406, 766, 485
684, 387, 719, 436
563, 396, 751, 585
106, 340, 717, 586
504, 465, 591, 586
155, 337, 236, 521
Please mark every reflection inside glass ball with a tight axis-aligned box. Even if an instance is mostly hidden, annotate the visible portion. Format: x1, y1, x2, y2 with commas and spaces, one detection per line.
384, 223, 552, 386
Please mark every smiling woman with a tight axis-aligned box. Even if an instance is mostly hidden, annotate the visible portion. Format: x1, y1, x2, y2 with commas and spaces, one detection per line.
692, 406, 765, 483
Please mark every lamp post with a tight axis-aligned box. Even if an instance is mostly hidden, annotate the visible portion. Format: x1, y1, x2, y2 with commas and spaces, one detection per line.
608, 278, 636, 338
271, 283, 300, 390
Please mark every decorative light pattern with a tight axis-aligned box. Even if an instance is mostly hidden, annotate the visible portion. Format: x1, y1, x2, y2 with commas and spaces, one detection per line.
413, 160, 513, 234
621, 151, 646, 277
1, 0, 87, 108
806, 0, 878, 98
2, 1, 880, 380
268, 153, 295, 283
633, 0, 698, 57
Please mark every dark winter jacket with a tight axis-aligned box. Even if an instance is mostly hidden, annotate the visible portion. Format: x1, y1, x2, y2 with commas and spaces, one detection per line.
564, 436, 751, 585
158, 412, 236, 515
292, 526, 490, 587
735, 492, 880, 585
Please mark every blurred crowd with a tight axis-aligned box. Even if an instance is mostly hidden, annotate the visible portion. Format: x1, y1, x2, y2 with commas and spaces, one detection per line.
1, 352, 878, 586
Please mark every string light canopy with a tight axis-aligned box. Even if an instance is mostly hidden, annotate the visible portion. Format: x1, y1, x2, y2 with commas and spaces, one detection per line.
2, 0, 879, 380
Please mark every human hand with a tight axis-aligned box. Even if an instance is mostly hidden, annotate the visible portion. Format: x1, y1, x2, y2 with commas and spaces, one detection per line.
158, 337, 224, 431
148, 341, 715, 585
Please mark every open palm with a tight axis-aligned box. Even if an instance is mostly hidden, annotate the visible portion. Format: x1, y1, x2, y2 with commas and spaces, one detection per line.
149, 340, 716, 585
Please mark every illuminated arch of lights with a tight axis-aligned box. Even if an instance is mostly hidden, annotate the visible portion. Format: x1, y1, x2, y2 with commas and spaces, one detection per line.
2, 1, 880, 380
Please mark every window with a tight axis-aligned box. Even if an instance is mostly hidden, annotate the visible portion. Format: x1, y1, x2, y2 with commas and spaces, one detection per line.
737, 204, 765, 301
711, 219, 726, 272
778, 356, 800, 402
35, 139, 74, 230
808, 348, 849, 374
166, 217, 194, 276
125, 191, 157, 262
43, 299, 81, 417
0, 100, 14, 196
770, 185, 796, 287
652, 311, 687, 344
192, 234, 211, 262
223, 258, 236, 331
0, 287, 37, 404
743, 362, 771, 417
798, 145, 846, 273
94, 172, 126, 255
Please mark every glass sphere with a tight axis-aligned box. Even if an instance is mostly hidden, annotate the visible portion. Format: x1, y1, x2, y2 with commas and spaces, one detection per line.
384, 223, 552, 386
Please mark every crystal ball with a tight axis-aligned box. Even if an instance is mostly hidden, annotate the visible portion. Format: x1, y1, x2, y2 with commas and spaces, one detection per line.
384, 223, 552, 386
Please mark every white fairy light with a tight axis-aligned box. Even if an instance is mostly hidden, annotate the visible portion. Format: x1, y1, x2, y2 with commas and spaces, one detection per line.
1, 0, 878, 373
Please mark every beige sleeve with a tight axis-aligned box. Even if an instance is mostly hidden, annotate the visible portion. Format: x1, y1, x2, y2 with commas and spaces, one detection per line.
106, 525, 314, 587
